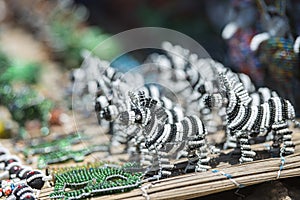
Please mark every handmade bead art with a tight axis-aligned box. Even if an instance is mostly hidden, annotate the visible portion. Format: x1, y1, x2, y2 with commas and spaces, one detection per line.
37, 145, 109, 169
1, 1, 300, 198
70, 40, 298, 173
49, 165, 143, 199
22, 133, 85, 157
205, 73, 299, 163
0, 145, 51, 199
11, 184, 36, 200
119, 91, 212, 179
145, 42, 283, 152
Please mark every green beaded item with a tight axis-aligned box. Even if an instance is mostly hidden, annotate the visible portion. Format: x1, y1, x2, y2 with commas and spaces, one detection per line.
50, 165, 143, 199
0, 51, 53, 138
37, 145, 109, 169
0, 85, 53, 138
23, 133, 86, 157
0, 60, 41, 84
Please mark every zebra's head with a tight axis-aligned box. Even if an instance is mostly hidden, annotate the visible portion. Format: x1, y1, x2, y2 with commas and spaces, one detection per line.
119, 91, 154, 126
204, 93, 225, 109
217, 72, 233, 93
99, 105, 119, 122
119, 107, 151, 126
95, 93, 119, 123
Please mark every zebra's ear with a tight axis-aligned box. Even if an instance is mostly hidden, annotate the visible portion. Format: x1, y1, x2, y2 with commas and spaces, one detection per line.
128, 91, 139, 107
138, 91, 146, 106
217, 72, 231, 92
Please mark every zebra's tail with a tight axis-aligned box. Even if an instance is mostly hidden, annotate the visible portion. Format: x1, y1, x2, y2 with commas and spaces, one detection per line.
293, 119, 300, 128
208, 144, 220, 154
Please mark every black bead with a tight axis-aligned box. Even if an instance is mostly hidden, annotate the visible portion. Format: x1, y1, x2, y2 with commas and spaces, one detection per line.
26, 171, 45, 190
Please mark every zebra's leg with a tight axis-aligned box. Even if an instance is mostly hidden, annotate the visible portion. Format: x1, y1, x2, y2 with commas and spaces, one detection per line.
184, 136, 211, 172
270, 125, 281, 157
144, 150, 173, 181
272, 122, 295, 156
184, 147, 198, 173
140, 142, 155, 179
176, 149, 188, 160
157, 151, 174, 177
236, 131, 256, 163
196, 141, 211, 172
224, 129, 238, 150
282, 129, 294, 156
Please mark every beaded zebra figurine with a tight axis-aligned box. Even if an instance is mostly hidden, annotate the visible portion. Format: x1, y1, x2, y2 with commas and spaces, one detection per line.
214, 64, 279, 149
121, 85, 186, 158
119, 91, 211, 179
205, 73, 299, 163
93, 61, 186, 155
148, 42, 280, 135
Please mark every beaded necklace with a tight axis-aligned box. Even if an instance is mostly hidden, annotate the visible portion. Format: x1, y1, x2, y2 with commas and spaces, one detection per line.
0, 146, 51, 199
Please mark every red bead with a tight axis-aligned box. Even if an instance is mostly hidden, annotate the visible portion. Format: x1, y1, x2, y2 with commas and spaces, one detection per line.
5, 189, 11, 196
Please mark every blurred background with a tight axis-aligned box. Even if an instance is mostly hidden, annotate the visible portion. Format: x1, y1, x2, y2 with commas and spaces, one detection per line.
59, 0, 300, 115
0, 0, 300, 140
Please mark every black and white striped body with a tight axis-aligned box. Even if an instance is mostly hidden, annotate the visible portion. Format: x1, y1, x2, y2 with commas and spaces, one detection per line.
250, 87, 279, 106
148, 51, 220, 132
223, 84, 279, 149
214, 62, 280, 149
145, 115, 210, 173
138, 84, 185, 123
228, 94, 295, 162
209, 73, 297, 163
227, 94, 295, 133
119, 91, 211, 179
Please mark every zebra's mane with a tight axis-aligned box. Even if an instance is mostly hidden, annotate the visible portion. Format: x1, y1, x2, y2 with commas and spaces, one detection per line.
128, 91, 169, 126
218, 73, 252, 106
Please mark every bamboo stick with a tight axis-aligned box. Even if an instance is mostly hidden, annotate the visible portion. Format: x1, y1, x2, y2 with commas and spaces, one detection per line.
29, 129, 300, 199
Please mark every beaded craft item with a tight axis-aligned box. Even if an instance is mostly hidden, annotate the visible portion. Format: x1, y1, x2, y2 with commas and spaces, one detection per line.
148, 42, 281, 152
49, 165, 143, 199
205, 73, 299, 163
37, 145, 109, 169
22, 133, 85, 157
119, 91, 212, 179
250, 0, 300, 115
0, 146, 51, 199
0, 85, 53, 138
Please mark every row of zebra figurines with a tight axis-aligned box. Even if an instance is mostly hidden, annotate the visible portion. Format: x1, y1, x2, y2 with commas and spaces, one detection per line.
72, 42, 299, 178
